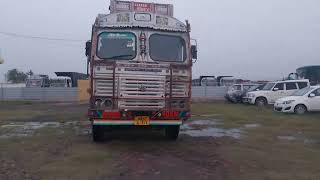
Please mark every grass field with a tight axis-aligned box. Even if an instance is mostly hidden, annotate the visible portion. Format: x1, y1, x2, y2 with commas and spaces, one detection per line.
0, 101, 319, 180
192, 103, 320, 180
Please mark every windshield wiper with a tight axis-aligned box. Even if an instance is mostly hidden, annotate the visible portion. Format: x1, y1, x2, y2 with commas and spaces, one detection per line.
105, 54, 133, 60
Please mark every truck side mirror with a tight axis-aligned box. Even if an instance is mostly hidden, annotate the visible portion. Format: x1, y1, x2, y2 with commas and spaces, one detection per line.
273, 88, 279, 91
85, 41, 91, 57
191, 45, 197, 60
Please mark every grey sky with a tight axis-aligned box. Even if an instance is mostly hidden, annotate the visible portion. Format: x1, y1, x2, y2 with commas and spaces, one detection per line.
0, 0, 320, 82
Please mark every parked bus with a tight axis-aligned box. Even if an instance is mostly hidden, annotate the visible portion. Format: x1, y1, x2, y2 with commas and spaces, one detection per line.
296, 66, 320, 85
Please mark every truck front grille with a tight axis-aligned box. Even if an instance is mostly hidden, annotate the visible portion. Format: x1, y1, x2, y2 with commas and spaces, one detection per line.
119, 75, 165, 98
94, 79, 118, 97
119, 100, 165, 109
118, 75, 165, 109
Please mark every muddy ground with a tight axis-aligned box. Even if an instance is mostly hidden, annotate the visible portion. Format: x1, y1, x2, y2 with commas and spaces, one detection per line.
0, 102, 232, 180
1, 102, 320, 180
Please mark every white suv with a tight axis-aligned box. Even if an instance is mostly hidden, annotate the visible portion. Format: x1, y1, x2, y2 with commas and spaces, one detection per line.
247, 79, 310, 106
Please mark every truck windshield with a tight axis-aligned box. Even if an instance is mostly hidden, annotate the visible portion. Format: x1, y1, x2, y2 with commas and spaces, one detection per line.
149, 34, 186, 62
97, 32, 136, 60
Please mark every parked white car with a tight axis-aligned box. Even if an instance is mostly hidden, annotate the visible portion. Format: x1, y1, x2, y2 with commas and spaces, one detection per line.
247, 79, 310, 106
274, 86, 320, 114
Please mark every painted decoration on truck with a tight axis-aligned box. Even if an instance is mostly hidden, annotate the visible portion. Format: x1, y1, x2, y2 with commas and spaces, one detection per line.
133, 2, 152, 12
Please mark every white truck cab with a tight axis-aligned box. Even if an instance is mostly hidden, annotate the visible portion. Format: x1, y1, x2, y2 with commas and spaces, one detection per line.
247, 79, 310, 106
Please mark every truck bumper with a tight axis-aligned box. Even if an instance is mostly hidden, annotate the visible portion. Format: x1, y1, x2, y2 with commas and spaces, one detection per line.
93, 120, 182, 126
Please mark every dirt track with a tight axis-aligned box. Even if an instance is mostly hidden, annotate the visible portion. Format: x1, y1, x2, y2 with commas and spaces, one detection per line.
0, 103, 231, 180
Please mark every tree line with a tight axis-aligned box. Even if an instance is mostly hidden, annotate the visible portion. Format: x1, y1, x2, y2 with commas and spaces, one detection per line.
5, 69, 34, 83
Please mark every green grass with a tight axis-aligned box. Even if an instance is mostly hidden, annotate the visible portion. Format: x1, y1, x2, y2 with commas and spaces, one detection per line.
192, 102, 320, 180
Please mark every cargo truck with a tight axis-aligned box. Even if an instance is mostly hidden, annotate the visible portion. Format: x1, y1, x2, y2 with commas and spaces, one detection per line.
86, 0, 197, 141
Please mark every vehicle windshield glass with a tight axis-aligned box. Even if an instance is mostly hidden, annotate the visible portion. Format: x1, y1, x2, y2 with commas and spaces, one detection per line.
97, 32, 136, 60
262, 83, 275, 90
247, 85, 259, 91
292, 87, 313, 96
149, 34, 186, 62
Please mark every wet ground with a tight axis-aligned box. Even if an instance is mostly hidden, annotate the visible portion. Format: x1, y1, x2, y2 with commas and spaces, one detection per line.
0, 102, 234, 180
1, 102, 320, 180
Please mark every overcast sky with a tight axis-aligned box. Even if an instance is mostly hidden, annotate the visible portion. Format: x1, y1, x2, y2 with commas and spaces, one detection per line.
1, 0, 320, 82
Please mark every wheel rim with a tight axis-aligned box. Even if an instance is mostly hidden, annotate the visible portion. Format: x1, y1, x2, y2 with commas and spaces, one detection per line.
296, 106, 305, 114
257, 100, 265, 106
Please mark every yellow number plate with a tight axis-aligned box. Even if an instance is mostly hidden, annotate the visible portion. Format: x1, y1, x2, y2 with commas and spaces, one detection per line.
134, 116, 150, 125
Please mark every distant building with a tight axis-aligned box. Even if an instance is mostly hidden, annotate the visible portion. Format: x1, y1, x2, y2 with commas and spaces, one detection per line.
54, 72, 87, 87
296, 65, 320, 85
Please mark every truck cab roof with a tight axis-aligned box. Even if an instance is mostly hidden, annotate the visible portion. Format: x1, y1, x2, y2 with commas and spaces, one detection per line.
95, 0, 188, 32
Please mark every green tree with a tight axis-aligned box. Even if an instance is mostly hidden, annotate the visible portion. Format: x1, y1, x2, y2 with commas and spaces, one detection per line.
6, 69, 28, 83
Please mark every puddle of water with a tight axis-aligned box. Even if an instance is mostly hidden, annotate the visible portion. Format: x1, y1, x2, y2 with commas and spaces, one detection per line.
0, 121, 83, 139
189, 120, 220, 126
277, 135, 319, 144
181, 127, 242, 139
243, 124, 261, 129
181, 120, 221, 130
181, 119, 243, 139
0, 122, 61, 139
278, 136, 296, 141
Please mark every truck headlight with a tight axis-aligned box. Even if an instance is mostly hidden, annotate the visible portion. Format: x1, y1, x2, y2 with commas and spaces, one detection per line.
95, 99, 103, 108
104, 99, 113, 107
171, 101, 178, 107
248, 94, 255, 98
179, 100, 185, 108
283, 100, 295, 104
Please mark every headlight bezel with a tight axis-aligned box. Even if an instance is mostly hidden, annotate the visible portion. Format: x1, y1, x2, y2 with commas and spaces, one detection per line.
94, 98, 114, 109
283, 100, 295, 104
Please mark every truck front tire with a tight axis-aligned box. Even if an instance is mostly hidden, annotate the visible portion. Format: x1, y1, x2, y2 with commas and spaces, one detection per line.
165, 125, 180, 140
92, 125, 104, 142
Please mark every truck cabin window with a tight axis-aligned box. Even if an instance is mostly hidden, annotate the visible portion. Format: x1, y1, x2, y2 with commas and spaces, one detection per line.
149, 34, 186, 62
97, 32, 136, 60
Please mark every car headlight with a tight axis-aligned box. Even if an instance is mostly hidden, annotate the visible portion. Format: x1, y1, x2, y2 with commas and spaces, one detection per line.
248, 93, 255, 98
283, 100, 295, 104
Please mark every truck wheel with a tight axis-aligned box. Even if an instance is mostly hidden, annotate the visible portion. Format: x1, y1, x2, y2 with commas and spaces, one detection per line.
165, 126, 180, 140
294, 104, 307, 115
255, 97, 267, 107
92, 125, 104, 142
